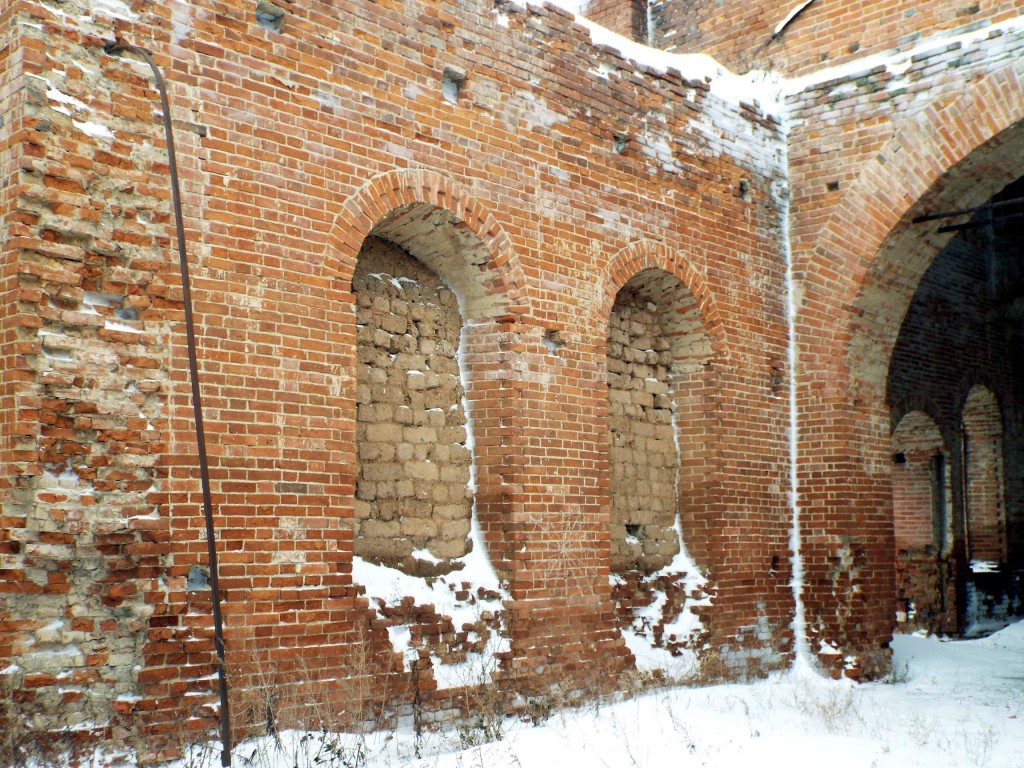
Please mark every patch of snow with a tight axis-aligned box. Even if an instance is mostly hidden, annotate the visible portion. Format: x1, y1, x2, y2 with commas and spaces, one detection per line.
91, 0, 138, 21
46, 87, 87, 112
352, 501, 507, 688
104, 319, 141, 333
774, 0, 817, 38
411, 548, 441, 565
620, 627, 696, 675
818, 638, 842, 655
775, 135, 812, 670
971, 559, 999, 574
74, 120, 115, 139
386, 624, 417, 665
200, 619, 1024, 768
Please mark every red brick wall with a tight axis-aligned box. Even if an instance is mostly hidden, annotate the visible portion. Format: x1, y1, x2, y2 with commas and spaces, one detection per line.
653, 0, 1024, 75
2, 0, 794, 754
3, 0, 1023, 755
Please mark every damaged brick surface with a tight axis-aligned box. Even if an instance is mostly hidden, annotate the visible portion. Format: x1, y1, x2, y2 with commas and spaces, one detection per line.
1, 0, 1022, 760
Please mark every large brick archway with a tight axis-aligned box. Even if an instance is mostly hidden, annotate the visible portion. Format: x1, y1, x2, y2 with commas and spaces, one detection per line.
795, 58, 1024, 674
824, 61, 1024, 401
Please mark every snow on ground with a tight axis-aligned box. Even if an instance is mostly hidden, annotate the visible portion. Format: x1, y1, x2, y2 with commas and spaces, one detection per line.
204, 621, 1024, 768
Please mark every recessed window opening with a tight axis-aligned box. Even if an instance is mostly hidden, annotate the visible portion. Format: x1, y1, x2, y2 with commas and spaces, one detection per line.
607, 269, 711, 575
962, 385, 1006, 568
353, 235, 472, 576
442, 66, 465, 103
608, 282, 678, 574
890, 410, 954, 632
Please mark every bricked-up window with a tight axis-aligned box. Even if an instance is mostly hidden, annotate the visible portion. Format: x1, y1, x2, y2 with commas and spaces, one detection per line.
891, 410, 950, 554
962, 385, 1006, 567
607, 269, 712, 574
353, 236, 472, 576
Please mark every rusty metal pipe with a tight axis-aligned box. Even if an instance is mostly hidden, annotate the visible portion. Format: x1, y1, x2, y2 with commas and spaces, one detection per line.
103, 41, 232, 768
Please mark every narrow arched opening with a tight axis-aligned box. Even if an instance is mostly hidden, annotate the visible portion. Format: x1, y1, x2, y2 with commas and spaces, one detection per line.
606, 267, 715, 660
353, 234, 472, 575
891, 410, 954, 633
962, 385, 1007, 570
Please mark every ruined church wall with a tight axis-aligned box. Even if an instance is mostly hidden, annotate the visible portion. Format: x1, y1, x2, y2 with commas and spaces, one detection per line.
1, 0, 794, 753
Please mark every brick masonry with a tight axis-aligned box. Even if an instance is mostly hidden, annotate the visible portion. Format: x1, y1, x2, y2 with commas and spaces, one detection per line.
0, 0, 1022, 759
652, 0, 1024, 76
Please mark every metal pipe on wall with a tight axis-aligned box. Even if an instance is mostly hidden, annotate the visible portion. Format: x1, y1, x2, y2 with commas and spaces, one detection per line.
103, 41, 233, 768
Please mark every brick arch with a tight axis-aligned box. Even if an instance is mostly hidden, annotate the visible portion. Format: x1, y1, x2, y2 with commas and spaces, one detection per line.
796, 61, 1024, 669
889, 393, 945, 437
597, 238, 728, 580
820, 60, 1024, 399
317, 169, 531, 588
597, 239, 729, 362
954, 376, 1005, 424
320, 169, 527, 319
960, 383, 1007, 565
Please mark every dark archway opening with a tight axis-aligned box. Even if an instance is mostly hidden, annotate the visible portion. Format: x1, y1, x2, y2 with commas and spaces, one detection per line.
888, 177, 1024, 635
